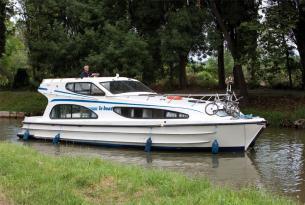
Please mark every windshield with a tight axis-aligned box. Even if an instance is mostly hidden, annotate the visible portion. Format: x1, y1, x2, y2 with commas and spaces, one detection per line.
100, 80, 155, 94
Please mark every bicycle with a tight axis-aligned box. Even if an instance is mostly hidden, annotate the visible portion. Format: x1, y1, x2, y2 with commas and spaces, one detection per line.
205, 78, 241, 118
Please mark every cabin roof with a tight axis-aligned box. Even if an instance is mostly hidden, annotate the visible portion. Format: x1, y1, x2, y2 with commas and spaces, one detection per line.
42, 76, 136, 84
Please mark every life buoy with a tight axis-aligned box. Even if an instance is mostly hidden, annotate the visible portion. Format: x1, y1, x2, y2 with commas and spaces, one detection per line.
167, 96, 182, 100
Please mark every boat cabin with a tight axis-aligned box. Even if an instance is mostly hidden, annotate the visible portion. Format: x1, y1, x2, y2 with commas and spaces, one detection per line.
38, 76, 191, 121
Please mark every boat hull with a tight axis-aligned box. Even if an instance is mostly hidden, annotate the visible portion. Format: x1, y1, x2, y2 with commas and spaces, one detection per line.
18, 122, 265, 152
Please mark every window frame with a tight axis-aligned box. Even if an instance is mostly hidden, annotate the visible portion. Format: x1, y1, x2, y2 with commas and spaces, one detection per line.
99, 80, 155, 94
113, 107, 189, 119
65, 82, 105, 96
50, 104, 98, 119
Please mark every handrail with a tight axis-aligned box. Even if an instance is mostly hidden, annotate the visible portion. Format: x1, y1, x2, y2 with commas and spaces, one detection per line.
163, 93, 227, 97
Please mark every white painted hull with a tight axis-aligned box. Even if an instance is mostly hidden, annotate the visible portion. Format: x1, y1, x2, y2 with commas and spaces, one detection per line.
19, 76, 267, 152
19, 121, 265, 151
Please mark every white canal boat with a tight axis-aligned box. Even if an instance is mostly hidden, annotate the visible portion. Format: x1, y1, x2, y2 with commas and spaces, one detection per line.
18, 75, 266, 152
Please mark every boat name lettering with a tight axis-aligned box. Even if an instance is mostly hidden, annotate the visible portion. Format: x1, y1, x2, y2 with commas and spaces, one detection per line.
99, 106, 113, 111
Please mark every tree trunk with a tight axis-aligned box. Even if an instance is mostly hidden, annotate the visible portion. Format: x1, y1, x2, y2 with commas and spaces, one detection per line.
286, 49, 292, 88
249, 59, 256, 83
293, 2, 305, 89
179, 54, 187, 89
217, 38, 225, 89
294, 30, 305, 90
0, 0, 6, 57
233, 63, 248, 98
208, 0, 248, 97
299, 47, 305, 90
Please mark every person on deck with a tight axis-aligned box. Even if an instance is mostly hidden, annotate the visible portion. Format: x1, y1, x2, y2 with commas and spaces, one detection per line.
80, 65, 92, 78
80, 65, 99, 78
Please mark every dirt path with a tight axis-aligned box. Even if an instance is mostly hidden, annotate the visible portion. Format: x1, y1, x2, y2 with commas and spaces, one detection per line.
0, 192, 11, 205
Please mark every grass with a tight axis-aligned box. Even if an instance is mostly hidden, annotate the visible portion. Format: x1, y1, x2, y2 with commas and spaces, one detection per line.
241, 95, 305, 127
243, 107, 305, 127
0, 143, 296, 205
0, 91, 47, 114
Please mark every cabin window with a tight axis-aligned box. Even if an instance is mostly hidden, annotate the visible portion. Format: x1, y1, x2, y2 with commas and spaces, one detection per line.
50, 104, 98, 119
66, 82, 105, 96
113, 107, 189, 119
100, 81, 154, 94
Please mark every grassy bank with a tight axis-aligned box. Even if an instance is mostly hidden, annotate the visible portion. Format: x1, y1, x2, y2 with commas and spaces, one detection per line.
0, 90, 304, 127
0, 91, 47, 114
243, 107, 305, 127
241, 95, 305, 127
0, 143, 295, 205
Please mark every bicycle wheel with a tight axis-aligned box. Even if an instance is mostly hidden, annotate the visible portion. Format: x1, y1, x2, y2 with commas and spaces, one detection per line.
205, 102, 219, 115
225, 102, 240, 118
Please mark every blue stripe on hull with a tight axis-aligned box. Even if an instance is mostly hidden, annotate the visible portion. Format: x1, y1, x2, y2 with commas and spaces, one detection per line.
50, 98, 204, 113
17, 134, 245, 152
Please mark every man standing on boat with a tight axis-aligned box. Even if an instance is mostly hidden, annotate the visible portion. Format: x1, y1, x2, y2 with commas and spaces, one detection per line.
80, 65, 99, 78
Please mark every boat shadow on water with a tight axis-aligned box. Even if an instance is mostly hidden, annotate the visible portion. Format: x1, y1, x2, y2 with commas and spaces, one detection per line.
16, 137, 262, 188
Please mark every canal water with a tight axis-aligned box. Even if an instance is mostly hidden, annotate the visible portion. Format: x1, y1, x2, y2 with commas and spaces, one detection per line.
0, 118, 304, 203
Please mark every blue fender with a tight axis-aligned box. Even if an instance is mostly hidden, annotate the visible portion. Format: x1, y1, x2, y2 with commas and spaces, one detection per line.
212, 139, 219, 154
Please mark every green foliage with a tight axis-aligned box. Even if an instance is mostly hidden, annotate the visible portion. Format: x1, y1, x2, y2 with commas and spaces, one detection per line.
0, 143, 296, 205
199, 51, 233, 77
259, 0, 302, 88
243, 106, 305, 128
160, 6, 209, 58
0, 0, 6, 56
0, 21, 28, 86
85, 22, 152, 79
160, 5, 210, 86
185, 62, 217, 88
1, 0, 301, 90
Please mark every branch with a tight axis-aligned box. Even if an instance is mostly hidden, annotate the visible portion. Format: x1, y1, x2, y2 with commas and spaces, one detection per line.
207, 0, 233, 52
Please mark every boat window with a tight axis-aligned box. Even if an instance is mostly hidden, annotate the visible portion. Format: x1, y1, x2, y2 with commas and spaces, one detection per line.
50, 104, 98, 119
113, 107, 189, 119
66, 82, 105, 96
75, 83, 91, 95
91, 84, 104, 96
100, 81, 154, 94
66, 83, 74, 92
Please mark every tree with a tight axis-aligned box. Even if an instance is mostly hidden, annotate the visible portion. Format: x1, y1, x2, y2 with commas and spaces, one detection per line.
207, 21, 226, 89
0, 21, 28, 86
0, 0, 6, 57
19, 0, 151, 82
262, 0, 303, 88
85, 22, 152, 78
0, 0, 15, 85
291, 0, 305, 89
160, 5, 209, 89
207, 0, 260, 97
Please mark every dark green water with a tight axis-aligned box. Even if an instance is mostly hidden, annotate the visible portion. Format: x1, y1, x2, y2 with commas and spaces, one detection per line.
1, 118, 304, 203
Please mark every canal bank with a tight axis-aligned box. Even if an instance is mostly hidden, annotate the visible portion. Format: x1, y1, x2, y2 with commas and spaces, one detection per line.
0, 142, 297, 205
0, 91, 46, 116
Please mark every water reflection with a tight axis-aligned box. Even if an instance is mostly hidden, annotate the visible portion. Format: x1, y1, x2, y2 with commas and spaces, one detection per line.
250, 129, 305, 202
0, 119, 304, 203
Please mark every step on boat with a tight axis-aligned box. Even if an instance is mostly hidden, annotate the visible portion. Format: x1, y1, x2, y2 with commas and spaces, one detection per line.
18, 75, 266, 152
